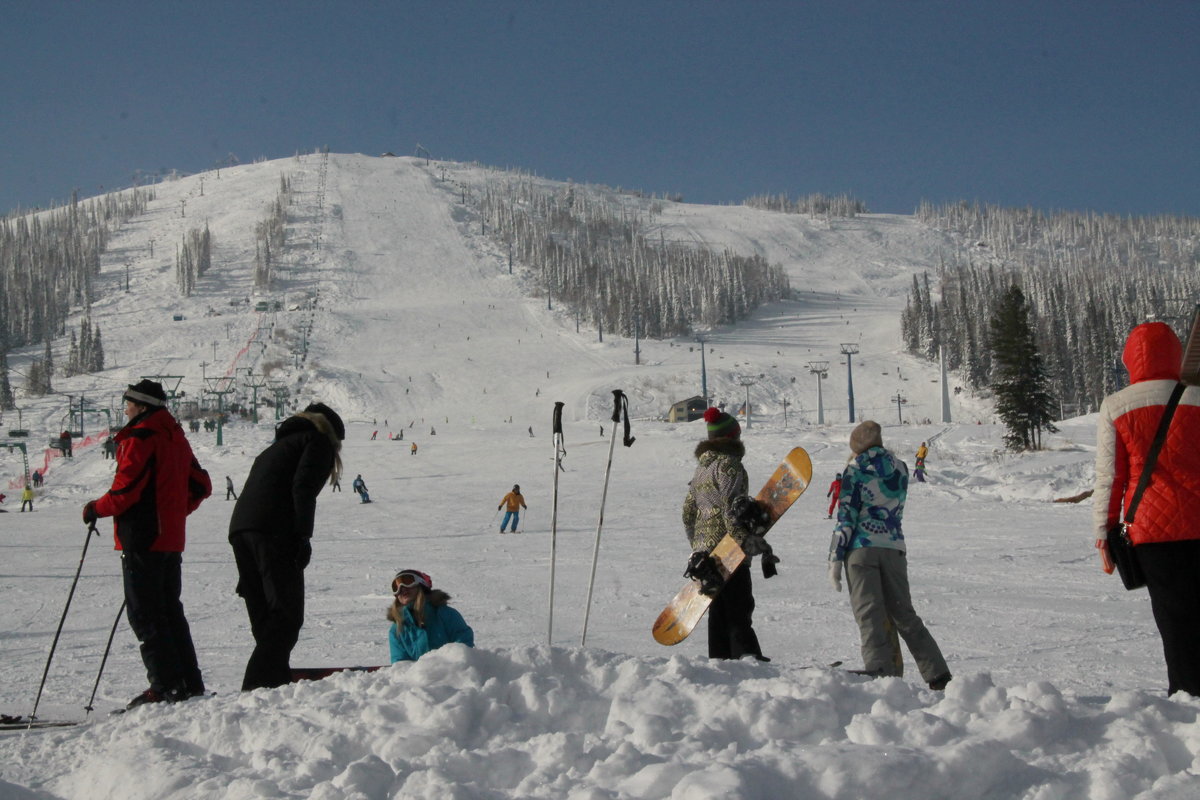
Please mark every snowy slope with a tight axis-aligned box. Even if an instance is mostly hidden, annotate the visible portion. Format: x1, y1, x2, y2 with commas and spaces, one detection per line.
1, 155, 1194, 800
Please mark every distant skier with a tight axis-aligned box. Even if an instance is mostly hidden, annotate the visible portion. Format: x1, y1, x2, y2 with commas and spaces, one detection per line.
914, 442, 928, 483
411, 442, 418, 456
31, 470, 42, 488
352, 474, 371, 503
498, 485, 527, 533
226, 475, 238, 501
370, 431, 378, 441
20, 484, 33, 512
826, 473, 842, 519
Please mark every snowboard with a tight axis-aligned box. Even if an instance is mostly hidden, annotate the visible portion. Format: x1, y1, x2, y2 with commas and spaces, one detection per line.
653, 446, 813, 646
290, 665, 384, 682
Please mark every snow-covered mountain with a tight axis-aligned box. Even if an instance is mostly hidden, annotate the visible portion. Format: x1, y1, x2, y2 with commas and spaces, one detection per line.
2, 154, 1191, 800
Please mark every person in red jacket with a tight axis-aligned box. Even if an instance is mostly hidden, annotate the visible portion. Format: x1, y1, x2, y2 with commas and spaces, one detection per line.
825, 473, 842, 519
1093, 321, 1200, 696
83, 380, 212, 708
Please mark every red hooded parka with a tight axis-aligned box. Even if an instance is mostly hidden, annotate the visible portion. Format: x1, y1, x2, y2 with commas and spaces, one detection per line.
1093, 322, 1200, 545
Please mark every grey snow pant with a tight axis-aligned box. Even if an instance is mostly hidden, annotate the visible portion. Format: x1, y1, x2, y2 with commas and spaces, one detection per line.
845, 547, 949, 681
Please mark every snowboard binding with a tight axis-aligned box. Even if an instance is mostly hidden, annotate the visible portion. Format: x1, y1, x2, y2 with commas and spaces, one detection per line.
730, 495, 771, 535
684, 550, 724, 597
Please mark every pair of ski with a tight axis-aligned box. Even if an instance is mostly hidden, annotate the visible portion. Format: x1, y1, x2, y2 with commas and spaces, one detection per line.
2, 668, 388, 729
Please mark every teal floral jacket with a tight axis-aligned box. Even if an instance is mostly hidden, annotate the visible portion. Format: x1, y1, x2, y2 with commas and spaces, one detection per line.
829, 446, 908, 562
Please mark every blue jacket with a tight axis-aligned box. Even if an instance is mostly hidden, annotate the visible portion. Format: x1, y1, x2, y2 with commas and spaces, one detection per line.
829, 446, 909, 561
389, 599, 475, 662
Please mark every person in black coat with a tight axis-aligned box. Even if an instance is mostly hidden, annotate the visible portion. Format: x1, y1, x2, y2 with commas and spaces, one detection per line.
229, 402, 345, 691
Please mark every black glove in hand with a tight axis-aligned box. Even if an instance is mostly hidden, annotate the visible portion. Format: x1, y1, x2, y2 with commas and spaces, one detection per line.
762, 551, 780, 579
296, 539, 312, 569
82, 501, 98, 526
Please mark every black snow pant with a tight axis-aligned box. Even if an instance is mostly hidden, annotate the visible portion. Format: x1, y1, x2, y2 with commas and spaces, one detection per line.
707, 561, 764, 660
231, 530, 305, 691
121, 551, 204, 695
1139, 540, 1200, 697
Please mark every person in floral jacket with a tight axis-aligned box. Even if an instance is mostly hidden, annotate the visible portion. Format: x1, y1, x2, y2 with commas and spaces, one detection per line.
829, 420, 951, 690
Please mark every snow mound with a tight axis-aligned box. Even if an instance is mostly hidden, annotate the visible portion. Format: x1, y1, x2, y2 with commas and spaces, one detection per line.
7, 646, 1200, 799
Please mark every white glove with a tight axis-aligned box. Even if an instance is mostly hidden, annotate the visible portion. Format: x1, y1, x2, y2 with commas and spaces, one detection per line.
829, 561, 843, 592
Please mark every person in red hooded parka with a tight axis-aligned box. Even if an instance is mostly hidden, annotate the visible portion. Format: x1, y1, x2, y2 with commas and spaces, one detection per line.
1093, 321, 1200, 696
84, 380, 212, 708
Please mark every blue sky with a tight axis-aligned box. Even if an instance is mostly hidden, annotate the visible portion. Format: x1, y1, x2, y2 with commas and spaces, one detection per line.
3, 1, 1197, 217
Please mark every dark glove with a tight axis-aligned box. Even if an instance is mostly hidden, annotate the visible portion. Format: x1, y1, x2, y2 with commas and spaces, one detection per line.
730, 496, 770, 535
762, 550, 780, 579
296, 539, 312, 569
82, 501, 98, 526
683, 550, 724, 597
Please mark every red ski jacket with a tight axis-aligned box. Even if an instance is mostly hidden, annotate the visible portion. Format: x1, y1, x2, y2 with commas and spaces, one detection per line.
1093, 322, 1200, 545
95, 407, 211, 552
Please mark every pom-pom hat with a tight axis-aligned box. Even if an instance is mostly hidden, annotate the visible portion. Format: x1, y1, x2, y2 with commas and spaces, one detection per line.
703, 407, 741, 440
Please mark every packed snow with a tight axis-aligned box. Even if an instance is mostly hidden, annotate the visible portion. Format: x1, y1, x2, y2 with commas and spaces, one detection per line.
1, 155, 1195, 800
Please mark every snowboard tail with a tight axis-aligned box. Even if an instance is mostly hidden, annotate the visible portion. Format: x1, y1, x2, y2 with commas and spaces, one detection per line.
652, 447, 813, 646
290, 665, 384, 682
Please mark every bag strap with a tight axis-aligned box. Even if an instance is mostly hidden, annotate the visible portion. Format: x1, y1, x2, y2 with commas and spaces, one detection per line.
1126, 382, 1186, 524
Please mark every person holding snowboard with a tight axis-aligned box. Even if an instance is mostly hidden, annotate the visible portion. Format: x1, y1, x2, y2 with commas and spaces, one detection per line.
82, 380, 212, 707
826, 473, 842, 518
229, 402, 344, 691
387, 569, 475, 662
1094, 321, 1200, 697
829, 420, 951, 690
498, 485, 527, 532
682, 407, 772, 661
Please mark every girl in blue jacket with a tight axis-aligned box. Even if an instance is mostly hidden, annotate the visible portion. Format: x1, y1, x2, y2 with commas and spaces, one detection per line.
388, 569, 475, 662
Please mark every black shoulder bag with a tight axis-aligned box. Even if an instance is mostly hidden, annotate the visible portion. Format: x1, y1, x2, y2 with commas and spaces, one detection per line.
1107, 382, 1185, 590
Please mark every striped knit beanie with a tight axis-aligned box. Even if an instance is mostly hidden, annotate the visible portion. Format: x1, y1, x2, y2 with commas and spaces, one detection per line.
703, 407, 741, 440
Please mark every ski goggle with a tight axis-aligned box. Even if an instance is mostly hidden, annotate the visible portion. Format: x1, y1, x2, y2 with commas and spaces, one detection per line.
392, 570, 431, 594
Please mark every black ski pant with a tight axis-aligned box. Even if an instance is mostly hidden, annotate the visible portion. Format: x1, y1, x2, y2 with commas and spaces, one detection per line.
231, 530, 305, 691
707, 561, 764, 660
121, 551, 204, 695
1139, 540, 1200, 697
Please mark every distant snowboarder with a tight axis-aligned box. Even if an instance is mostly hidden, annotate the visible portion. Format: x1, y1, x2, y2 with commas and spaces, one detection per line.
352, 474, 371, 503
914, 442, 928, 483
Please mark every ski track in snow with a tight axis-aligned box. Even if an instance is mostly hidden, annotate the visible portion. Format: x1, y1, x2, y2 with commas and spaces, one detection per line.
1, 155, 1195, 799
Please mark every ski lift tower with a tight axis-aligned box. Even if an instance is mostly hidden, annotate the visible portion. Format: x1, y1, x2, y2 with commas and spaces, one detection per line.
1, 440, 30, 485
807, 361, 829, 425
267, 380, 291, 421
242, 372, 269, 425
737, 375, 758, 430
203, 376, 236, 447
840, 343, 860, 423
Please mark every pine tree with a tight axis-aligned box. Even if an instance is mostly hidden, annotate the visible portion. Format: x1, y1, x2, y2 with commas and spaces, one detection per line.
990, 284, 1058, 450
0, 347, 14, 410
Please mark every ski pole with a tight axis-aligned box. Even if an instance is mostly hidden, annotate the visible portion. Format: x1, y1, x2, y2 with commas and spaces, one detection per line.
548, 402, 565, 644
581, 391, 635, 647
85, 599, 126, 715
488, 507, 500, 534
30, 521, 101, 726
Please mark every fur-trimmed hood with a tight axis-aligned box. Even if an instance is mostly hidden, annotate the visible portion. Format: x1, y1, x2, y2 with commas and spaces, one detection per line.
693, 437, 745, 461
